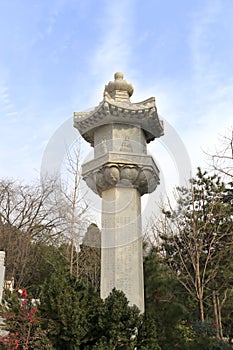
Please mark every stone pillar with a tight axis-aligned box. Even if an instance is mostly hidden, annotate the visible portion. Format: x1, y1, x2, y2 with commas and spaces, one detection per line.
74, 73, 164, 312
101, 186, 143, 310
0, 252, 5, 303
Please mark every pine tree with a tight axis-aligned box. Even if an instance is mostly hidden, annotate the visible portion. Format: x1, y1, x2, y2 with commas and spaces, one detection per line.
144, 248, 189, 349
39, 269, 101, 349
93, 289, 142, 350
158, 169, 233, 328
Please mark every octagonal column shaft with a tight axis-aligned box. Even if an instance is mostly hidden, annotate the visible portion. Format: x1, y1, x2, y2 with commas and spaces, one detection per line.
101, 187, 144, 312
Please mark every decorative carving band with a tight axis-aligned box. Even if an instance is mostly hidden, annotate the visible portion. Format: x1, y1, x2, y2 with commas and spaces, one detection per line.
83, 163, 159, 197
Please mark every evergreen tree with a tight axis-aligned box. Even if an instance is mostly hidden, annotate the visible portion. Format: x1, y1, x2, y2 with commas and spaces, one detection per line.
157, 169, 233, 331
39, 270, 161, 349
144, 247, 190, 349
136, 314, 161, 350
39, 269, 101, 349
26, 242, 70, 297
93, 289, 141, 349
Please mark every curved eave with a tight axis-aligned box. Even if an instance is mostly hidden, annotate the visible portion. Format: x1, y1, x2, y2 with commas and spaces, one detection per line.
74, 99, 164, 146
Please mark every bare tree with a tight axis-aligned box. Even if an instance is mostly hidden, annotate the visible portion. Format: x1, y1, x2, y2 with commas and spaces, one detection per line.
53, 139, 91, 276
0, 178, 65, 287
208, 128, 233, 180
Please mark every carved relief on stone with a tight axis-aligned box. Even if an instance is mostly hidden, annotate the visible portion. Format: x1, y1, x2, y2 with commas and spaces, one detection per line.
95, 171, 106, 191
120, 136, 133, 153
94, 138, 109, 156
104, 165, 120, 186
83, 174, 97, 194
135, 167, 159, 194
120, 165, 138, 185
83, 163, 159, 196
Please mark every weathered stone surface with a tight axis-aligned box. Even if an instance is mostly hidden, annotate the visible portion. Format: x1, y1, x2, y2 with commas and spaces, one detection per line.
0, 251, 5, 303
101, 187, 144, 312
74, 73, 164, 312
82, 223, 101, 248
73, 74, 164, 146
94, 124, 147, 157
83, 158, 159, 196
104, 72, 134, 102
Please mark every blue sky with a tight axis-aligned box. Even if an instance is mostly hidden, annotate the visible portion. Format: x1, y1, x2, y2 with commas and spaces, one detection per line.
0, 0, 232, 190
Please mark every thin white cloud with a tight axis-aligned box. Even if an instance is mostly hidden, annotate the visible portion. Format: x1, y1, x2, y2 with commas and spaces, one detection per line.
89, 0, 134, 95
171, 0, 233, 172
0, 81, 17, 118
132, 0, 233, 188
190, 0, 221, 82
0, 0, 231, 186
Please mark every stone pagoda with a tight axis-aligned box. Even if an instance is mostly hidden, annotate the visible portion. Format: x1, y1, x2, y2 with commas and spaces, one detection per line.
74, 72, 164, 312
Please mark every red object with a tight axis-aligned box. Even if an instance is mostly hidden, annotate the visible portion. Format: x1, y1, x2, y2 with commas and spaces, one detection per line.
18, 288, 28, 299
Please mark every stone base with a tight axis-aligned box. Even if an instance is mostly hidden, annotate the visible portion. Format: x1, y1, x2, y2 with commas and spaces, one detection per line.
101, 187, 144, 312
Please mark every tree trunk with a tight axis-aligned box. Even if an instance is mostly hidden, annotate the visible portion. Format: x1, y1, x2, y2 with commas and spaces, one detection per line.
196, 255, 205, 322
199, 296, 205, 322
213, 290, 220, 338
216, 293, 223, 339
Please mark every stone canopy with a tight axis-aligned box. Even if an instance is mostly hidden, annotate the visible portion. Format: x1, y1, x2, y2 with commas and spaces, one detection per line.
74, 73, 164, 147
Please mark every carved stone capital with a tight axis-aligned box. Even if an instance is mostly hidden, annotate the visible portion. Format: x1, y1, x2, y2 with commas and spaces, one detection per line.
83, 162, 159, 197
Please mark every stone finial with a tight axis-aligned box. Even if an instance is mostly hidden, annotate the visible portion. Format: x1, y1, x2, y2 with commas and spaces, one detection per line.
104, 72, 134, 102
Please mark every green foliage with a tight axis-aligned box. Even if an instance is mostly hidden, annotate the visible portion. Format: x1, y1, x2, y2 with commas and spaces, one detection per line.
39, 268, 100, 349
93, 289, 141, 349
159, 169, 233, 323
188, 321, 232, 350
26, 242, 70, 297
192, 320, 216, 337
39, 270, 160, 349
2, 171, 233, 348
187, 335, 232, 350
136, 315, 161, 349
144, 248, 189, 349
145, 169, 233, 347
143, 241, 233, 349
